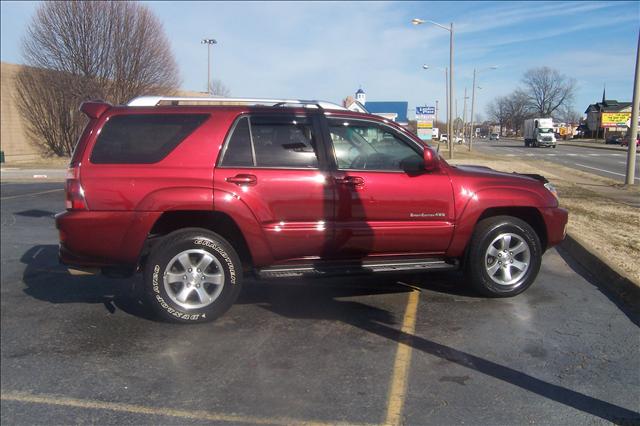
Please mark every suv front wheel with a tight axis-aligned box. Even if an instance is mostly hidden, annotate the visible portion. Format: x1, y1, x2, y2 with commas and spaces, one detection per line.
465, 216, 542, 297
143, 228, 243, 323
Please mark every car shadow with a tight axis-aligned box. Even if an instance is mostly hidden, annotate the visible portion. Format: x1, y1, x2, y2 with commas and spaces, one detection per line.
20, 245, 155, 321
555, 244, 640, 328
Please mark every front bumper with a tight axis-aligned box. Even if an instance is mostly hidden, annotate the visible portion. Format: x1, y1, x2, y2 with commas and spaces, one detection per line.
540, 207, 568, 248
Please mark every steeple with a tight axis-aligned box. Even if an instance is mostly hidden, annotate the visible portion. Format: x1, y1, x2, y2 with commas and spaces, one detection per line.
355, 86, 366, 104
602, 83, 606, 104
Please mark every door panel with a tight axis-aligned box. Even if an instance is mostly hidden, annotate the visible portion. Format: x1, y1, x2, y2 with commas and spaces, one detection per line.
215, 114, 334, 263
326, 118, 454, 258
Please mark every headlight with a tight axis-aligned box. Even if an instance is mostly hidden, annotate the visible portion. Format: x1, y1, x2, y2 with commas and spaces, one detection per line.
544, 182, 558, 198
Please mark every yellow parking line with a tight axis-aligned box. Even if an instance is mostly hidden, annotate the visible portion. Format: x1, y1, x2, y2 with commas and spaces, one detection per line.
1, 391, 374, 426
384, 290, 420, 426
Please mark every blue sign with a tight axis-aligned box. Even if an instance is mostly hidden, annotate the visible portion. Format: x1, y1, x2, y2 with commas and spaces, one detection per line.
416, 106, 435, 115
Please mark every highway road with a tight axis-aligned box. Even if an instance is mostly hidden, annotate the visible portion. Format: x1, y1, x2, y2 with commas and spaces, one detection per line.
473, 139, 640, 183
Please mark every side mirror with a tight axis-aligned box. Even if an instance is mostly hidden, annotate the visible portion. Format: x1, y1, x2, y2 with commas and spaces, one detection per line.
423, 148, 438, 172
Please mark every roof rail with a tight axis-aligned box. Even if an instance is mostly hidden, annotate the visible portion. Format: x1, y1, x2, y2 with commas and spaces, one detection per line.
127, 96, 347, 110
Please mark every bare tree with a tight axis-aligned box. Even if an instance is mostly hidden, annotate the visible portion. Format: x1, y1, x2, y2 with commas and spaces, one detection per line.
16, 1, 180, 156
504, 90, 531, 136
556, 105, 583, 124
521, 67, 576, 116
208, 79, 231, 97
486, 97, 508, 135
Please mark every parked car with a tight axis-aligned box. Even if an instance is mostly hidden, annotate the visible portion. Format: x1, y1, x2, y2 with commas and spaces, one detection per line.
605, 135, 622, 145
621, 132, 639, 147
440, 133, 448, 143
489, 133, 500, 141
56, 96, 568, 323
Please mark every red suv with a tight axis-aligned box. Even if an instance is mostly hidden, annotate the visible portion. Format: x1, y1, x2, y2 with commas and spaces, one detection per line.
56, 96, 568, 323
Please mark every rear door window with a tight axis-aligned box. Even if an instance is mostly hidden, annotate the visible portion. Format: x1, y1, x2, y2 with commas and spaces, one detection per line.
220, 115, 319, 169
91, 114, 208, 164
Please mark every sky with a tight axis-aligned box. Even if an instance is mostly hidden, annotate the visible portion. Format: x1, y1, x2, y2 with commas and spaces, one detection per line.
1, 1, 638, 120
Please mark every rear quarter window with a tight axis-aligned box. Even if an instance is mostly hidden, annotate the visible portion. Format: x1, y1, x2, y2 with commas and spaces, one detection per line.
90, 114, 208, 164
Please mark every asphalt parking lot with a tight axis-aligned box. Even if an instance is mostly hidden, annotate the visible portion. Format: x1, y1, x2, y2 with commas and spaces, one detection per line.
1, 182, 639, 425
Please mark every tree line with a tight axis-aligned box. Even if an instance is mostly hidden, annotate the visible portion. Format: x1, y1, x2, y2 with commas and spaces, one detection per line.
486, 67, 579, 136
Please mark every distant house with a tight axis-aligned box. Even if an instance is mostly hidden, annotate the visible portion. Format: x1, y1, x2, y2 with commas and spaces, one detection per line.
344, 88, 409, 125
585, 98, 631, 134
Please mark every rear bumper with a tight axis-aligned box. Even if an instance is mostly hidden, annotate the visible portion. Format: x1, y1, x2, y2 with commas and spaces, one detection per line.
540, 207, 568, 248
56, 210, 161, 268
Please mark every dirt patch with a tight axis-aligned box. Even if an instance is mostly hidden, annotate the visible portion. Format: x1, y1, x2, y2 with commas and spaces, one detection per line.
446, 149, 640, 284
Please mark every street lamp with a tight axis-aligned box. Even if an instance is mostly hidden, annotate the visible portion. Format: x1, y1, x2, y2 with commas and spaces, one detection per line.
422, 65, 448, 144
201, 38, 217, 94
469, 65, 498, 151
413, 18, 454, 158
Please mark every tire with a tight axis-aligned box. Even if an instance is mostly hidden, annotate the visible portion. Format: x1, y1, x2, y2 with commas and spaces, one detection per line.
143, 228, 243, 323
464, 216, 542, 297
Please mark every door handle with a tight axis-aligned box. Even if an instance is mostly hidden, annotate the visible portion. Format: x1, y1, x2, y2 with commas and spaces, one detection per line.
226, 174, 257, 186
335, 176, 364, 186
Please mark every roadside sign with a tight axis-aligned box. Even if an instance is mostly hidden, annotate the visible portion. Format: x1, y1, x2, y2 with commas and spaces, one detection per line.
602, 112, 631, 128
416, 106, 435, 115
416, 105, 435, 141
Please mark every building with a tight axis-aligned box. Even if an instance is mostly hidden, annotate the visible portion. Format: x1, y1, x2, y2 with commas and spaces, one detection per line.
1, 62, 40, 163
344, 88, 409, 125
0, 61, 211, 164
585, 96, 632, 136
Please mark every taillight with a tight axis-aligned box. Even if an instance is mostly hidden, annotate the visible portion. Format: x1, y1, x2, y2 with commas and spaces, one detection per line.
65, 167, 88, 210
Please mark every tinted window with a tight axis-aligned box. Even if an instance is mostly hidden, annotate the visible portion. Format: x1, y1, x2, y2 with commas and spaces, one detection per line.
250, 116, 318, 168
329, 120, 421, 171
221, 117, 254, 167
91, 114, 208, 164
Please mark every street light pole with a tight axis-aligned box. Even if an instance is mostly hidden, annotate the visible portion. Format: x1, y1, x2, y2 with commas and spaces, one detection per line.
423, 65, 448, 144
413, 18, 454, 158
201, 38, 217, 94
469, 65, 497, 151
625, 31, 639, 185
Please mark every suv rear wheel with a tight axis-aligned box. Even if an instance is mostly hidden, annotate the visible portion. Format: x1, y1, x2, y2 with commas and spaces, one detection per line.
143, 228, 243, 323
465, 216, 542, 297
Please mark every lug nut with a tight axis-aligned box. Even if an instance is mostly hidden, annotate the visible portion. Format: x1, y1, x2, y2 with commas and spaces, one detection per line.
197, 268, 201, 273
188, 268, 192, 272
196, 284, 200, 288
183, 275, 187, 279
498, 253, 502, 257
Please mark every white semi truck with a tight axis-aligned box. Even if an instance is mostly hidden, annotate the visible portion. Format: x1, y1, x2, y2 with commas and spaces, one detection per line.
523, 118, 557, 148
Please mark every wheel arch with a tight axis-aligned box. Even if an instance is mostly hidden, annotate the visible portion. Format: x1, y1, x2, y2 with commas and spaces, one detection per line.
142, 211, 255, 271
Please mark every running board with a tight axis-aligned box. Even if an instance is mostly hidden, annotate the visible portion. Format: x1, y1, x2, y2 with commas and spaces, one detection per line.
256, 259, 458, 279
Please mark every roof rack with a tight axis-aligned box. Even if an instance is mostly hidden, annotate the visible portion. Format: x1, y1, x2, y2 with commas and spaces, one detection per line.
127, 96, 347, 110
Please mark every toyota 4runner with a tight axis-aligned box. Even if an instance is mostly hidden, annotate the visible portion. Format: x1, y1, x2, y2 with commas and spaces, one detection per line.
56, 96, 568, 323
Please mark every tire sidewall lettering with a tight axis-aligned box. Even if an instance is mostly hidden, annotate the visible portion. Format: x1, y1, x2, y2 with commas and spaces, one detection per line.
151, 236, 233, 322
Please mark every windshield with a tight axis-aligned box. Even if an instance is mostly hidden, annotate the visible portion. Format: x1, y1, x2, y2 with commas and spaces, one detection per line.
538, 128, 553, 134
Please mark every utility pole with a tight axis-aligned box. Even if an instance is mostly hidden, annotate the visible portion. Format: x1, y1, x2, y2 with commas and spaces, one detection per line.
469, 69, 477, 151
444, 68, 449, 144
625, 31, 639, 185
201, 38, 217, 94
462, 87, 468, 145
448, 22, 454, 159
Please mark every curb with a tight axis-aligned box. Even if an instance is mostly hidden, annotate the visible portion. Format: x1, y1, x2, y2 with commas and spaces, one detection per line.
559, 233, 639, 312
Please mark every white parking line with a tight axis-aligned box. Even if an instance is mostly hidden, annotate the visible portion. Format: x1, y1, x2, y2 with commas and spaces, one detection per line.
574, 163, 640, 181
566, 153, 578, 156
588, 153, 600, 156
